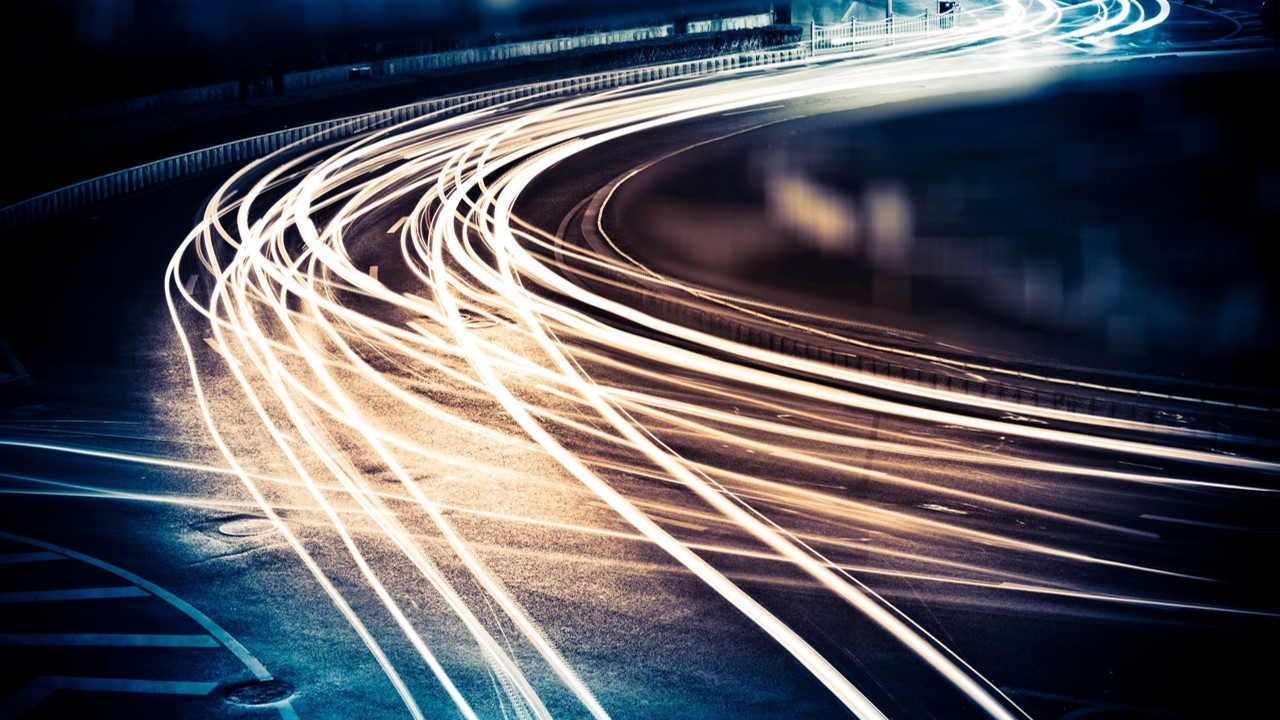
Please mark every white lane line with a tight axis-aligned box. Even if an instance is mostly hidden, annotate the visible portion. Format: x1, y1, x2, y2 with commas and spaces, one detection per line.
1117, 460, 1162, 471
387, 216, 409, 234
369, 265, 379, 281
0, 633, 219, 647
1140, 514, 1278, 535
0, 676, 219, 719
0, 587, 149, 603
721, 103, 786, 116
0, 552, 66, 565
0, 531, 276, 682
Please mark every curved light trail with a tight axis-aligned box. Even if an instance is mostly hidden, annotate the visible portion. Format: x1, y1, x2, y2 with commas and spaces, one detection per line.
141, 2, 1278, 718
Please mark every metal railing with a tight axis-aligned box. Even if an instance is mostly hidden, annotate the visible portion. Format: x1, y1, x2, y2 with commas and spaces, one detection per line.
810, 9, 959, 52
622, 288, 1279, 441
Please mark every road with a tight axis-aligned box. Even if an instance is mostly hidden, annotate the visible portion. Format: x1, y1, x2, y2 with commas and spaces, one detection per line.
1, 1, 1278, 718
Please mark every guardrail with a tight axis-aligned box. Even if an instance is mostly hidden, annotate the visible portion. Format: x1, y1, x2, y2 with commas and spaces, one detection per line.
811, 10, 959, 52
627, 290, 1278, 441
0, 45, 807, 233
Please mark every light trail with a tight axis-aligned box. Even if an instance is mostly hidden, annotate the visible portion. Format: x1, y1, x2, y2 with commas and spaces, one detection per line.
8, 472, 1272, 624
135, 2, 1280, 718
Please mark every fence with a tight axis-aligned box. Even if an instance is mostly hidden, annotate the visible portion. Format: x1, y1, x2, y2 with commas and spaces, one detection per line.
811, 10, 959, 52
0, 46, 808, 233
621, 289, 1277, 440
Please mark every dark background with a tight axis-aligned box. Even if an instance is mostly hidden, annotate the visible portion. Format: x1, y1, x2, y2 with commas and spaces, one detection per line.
3, 0, 778, 113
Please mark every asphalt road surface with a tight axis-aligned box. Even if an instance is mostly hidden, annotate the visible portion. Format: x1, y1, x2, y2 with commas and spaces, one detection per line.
1, 1, 1278, 718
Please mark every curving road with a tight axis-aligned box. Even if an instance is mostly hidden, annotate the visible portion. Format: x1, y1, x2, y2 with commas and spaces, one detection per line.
3, 0, 1279, 718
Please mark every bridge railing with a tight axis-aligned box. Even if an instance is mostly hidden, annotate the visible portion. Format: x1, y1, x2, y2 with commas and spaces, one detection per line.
810, 9, 960, 52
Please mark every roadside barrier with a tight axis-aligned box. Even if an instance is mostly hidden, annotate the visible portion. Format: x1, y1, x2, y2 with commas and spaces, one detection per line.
811, 9, 961, 52
624, 288, 1279, 440
0, 45, 807, 233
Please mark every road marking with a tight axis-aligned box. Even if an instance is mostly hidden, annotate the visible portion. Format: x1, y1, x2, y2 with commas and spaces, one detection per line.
0, 531, 292, 718
0, 633, 219, 647
369, 265, 379, 281
387, 216, 409, 234
0, 587, 149, 603
919, 503, 969, 515
184, 274, 198, 295
0, 551, 66, 565
1140, 514, 1277, 535
1003, 687, 1194, 720
721, 103, 786, 116
1118, 460, 1162, 471
1000, 414, 1047, 425
0, 676, 219, 719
